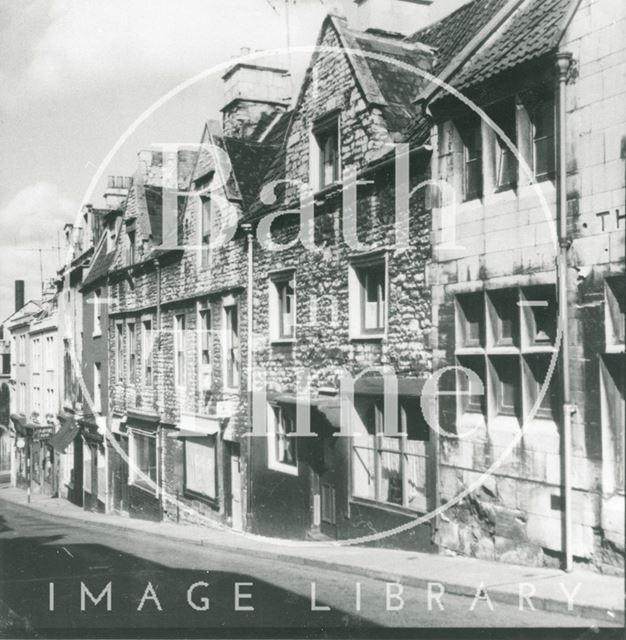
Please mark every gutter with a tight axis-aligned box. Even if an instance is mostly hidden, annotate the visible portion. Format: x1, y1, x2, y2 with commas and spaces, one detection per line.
555, 52, 574, 573
241, 223, 254, 531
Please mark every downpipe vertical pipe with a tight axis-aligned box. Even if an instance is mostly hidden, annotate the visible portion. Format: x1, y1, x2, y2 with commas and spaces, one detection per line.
242, 223, 254, 531
556, 51, 574, 573
155, 258, 165, 517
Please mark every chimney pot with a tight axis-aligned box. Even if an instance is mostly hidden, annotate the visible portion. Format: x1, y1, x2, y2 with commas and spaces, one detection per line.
15, 280, 24, 313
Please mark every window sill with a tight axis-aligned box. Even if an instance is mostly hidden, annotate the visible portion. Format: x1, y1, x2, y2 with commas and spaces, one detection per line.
268, 460, 299, 476
92, 331, 102, 339
521, 345, 556, 354
455, 346, 484, 356
350, 333, 385, 342
183, 488, 219, 509
350, 496, 420, 518
313, 182, 342, 201
271, 337, 296, 346
605, 344, 625, 354
130, 481, 158, 498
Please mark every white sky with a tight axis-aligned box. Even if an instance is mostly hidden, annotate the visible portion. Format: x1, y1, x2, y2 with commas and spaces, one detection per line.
0, 0, 467, 322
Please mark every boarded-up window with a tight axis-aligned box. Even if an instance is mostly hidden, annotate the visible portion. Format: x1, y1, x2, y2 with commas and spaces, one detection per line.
184, 436, 217, 500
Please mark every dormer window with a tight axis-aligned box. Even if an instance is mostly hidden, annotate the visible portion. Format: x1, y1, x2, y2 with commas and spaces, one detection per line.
200, 195, 211, 268
490, 99, 517, 190
312, 115, 340, 191
460, 119, 482, 201
532, 97, 555, 180
127, 229, 136, 266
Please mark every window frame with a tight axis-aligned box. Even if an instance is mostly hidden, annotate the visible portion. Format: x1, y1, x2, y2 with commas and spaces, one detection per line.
129, 429, 158, 495
174, 314, 186, 390
460, 119, 483, 201
269, 271, 296, 343
141, 317, 154, 387
200, 194, 211, 269
198, 304, 213, 391
93, 362, 102, 414
532, 97, 556, 181
349, 254, 388, 340
350, 395, 427, 512
183, 435, 218, 503
223, 302, 240, 391
93, 288, 102, 337
312, 114, 341, 192
127, 321, 136, 384
267, 402, 298, 476
115, 322, 124, 381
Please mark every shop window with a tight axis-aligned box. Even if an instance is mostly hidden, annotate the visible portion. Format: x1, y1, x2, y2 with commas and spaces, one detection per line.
269, 272, 296, 341
351, 395, 427, 511
268, 403, 297, 475
130, 431, 157, 493
184, 436, 217, 500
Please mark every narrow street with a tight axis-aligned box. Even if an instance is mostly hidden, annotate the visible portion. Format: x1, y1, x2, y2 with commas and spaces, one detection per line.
0, 499, 616, 637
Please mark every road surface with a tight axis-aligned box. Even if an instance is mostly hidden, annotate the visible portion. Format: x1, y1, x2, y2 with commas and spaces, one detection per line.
0, 498, 617, 637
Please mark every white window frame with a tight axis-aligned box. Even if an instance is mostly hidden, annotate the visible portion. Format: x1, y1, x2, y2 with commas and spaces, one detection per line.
128, 429, 158, 495
269, 271, 296, 343
310, 113, 341, 192
93, 362, 102, 414
197, 304, 212, 391
141, 316, 154, 387
348, 253, 388, 340
184, 435, 218, 501
267, 403, 298, 476
222, 301, 240, 391
115, 323, 124, 381
93, 289, 102, 337
127, 321, 136, 384
174, 314, 186, 390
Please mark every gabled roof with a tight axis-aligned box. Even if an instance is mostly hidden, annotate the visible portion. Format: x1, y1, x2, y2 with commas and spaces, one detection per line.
412, 0, 576, 105
81, 232, 115, 290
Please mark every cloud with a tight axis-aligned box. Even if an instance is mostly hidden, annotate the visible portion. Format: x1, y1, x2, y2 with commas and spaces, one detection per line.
0, 181, 76, 321
0, 0, 327, 111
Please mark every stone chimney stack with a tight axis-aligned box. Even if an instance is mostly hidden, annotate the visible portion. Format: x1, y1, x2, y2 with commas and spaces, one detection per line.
221, 55, 291, 140
103, 175, 132, 209
15, 280, 24, 312
353, 0, 432, 37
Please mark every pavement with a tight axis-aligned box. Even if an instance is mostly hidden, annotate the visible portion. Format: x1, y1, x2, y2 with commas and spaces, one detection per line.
1, 485, 623, 626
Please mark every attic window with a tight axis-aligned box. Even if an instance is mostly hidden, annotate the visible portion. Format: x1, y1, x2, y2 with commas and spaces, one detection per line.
459, 119, 482, 201
313, 115, 340, 191
532, 97, 555, 180
489, 100, 517, 190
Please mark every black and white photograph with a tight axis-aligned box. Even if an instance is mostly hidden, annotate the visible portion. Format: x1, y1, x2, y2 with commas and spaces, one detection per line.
0, 0, 624, 637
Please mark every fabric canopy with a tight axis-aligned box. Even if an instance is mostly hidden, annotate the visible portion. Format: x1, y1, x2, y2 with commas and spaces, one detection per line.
48, 416, 80, 453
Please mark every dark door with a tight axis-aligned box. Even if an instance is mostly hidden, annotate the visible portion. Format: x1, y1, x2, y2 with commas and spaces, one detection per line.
319, 435, 337, 538
112, 435, 129, 513
71, 437, 83, 507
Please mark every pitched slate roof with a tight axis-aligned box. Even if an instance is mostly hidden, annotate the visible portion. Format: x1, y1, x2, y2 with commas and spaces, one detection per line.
406, 0, 511, 74
449, 0, 571, 91
81, 234, 115, 290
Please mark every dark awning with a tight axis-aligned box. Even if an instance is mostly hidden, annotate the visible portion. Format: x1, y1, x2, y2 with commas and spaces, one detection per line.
10, 414, 28, 436
351, 376, 426, 398
48, 416, 80, 453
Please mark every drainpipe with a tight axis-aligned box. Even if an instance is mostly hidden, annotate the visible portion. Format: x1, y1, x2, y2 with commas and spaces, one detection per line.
556, 52, 574, 573
155, 258, 165, 514
241, 223, 254, 530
